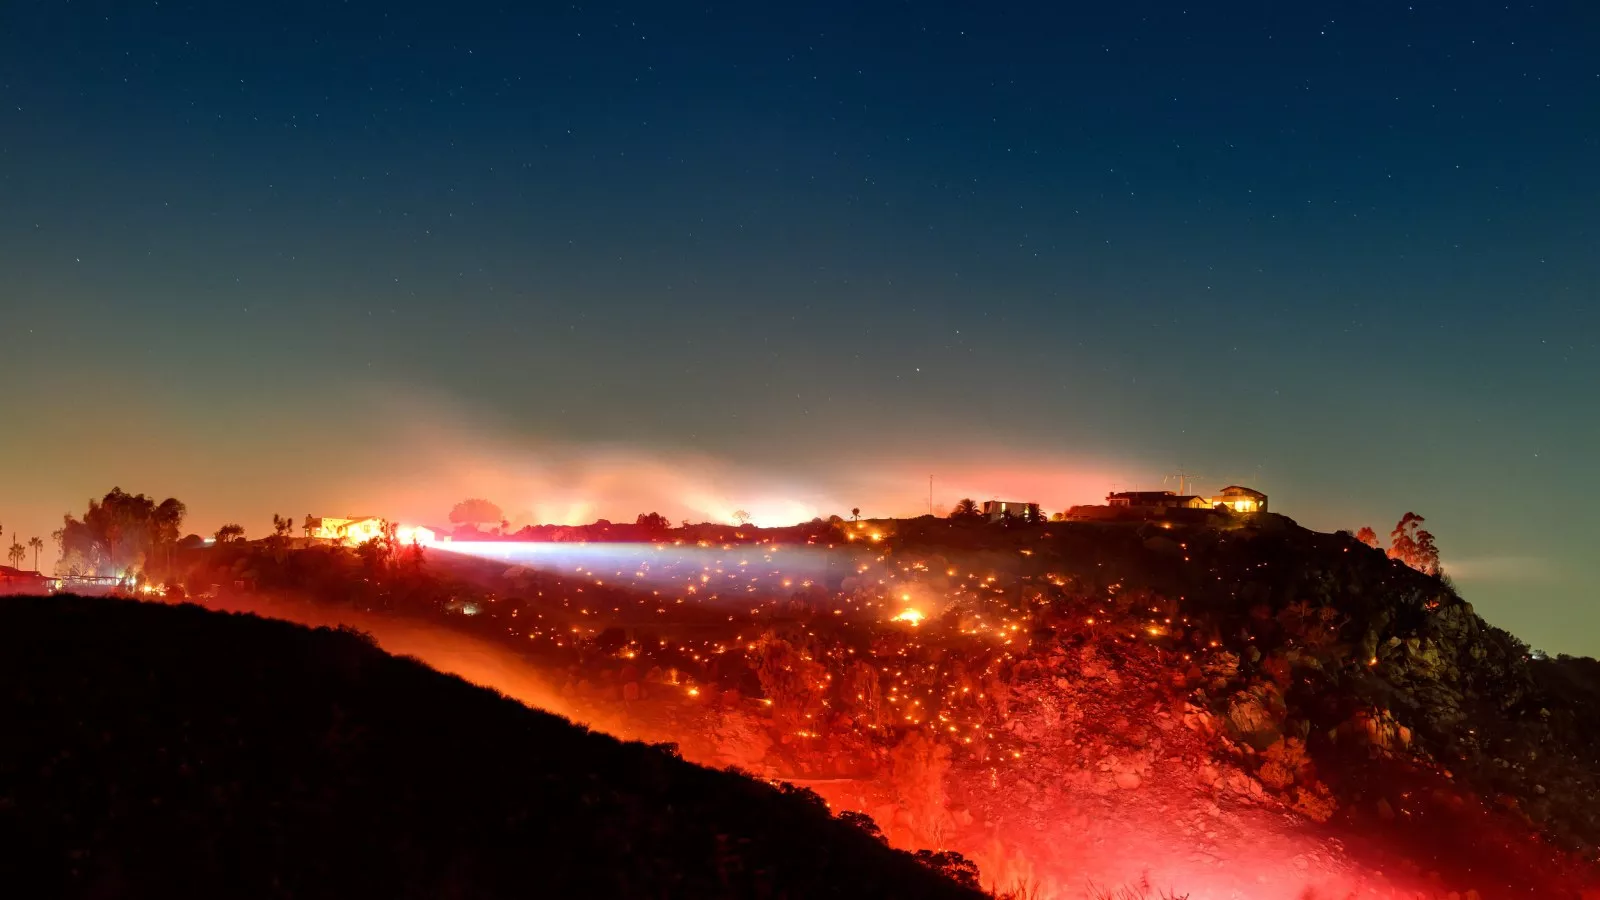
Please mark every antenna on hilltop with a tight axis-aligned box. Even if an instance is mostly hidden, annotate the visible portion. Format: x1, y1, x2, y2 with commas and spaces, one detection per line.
1164, 467, 1205, 496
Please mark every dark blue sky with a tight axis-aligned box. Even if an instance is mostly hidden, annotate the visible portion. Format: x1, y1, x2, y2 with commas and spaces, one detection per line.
2, 2, 1596, 652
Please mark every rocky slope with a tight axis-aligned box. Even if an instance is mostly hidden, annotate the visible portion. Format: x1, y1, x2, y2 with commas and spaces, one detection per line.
162, 511, 1600, 897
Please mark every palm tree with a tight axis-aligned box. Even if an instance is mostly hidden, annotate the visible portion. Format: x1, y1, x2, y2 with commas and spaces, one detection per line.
7, 539, 25, 569
950, 498, 979, 519
28, 536, 43, 572
851, 507, 861, 522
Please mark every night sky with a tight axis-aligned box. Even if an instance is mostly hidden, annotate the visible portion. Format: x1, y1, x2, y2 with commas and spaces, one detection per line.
1, 2, 1595, 654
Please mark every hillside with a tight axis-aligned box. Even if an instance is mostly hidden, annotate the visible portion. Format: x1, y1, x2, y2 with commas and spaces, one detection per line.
0, 595, 988, 900
154, 510, 1600, 896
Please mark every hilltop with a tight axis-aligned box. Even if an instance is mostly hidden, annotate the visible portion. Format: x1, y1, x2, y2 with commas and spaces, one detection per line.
0, 594, 987, 900
58, 496, 1600, 896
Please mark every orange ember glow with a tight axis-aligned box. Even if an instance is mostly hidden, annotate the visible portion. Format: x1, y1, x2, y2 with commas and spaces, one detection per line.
169, 528, 1587, 900
890, 608, 924, 626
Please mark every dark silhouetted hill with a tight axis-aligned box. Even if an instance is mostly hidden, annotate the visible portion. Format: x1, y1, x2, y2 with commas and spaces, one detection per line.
0, 595, 985, 900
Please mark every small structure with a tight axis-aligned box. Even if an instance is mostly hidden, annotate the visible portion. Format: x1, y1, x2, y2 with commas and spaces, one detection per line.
1211, 485, 1268, 513
395, 524, 438, 545
306, 516, 390, 544
1106, 491, 1210, 510
982, 500, 1040, 522
0, 566, 49, 595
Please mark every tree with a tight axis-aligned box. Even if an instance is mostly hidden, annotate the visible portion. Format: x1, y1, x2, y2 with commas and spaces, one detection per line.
55, 488, 187, 577
838, 810, 887, 844
1353, 526, 1380, 548
912, 850, 980, 890
1388, 513, 1441, 575
6, 540, 24, 569
635, 512, 670, 532
356, 536, 392, 573
214, 523, 246, 544
272, 514, 295, 538
754, 635, 827, 729
28, 536, 43, 572
449, 498, 504, 529
732, 510, 752, 527
842, 660, 885, 728
851, 507, 861, 522
950, 498, 979, 520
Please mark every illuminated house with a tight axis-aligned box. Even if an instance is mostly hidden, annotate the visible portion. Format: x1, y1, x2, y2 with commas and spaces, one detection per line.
1106, 491, 1210, 510
307, 516, 390, 544
1211, 485, 1268, 513
982, 500, 1040, 522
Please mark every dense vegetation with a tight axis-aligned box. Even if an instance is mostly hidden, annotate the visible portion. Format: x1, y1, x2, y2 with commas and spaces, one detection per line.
0, 595, 987, 900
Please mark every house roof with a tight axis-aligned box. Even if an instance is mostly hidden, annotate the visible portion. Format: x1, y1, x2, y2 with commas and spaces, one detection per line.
1215, 485, 1266, 498
0, 566, 44, 579
312, 516, 383, 526
1108, 491, 1205, 505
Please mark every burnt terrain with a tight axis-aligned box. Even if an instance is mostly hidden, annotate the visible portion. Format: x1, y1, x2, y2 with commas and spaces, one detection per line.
33, 510, 1600, 898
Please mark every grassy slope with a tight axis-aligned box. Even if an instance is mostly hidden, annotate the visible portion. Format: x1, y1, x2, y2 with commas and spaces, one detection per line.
0, 595, 984, 900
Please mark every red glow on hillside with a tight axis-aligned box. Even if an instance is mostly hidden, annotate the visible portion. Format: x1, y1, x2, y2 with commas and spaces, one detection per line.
183, 592, 1503, 899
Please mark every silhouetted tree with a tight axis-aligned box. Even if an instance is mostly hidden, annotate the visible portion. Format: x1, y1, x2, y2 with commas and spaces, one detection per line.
28, 536, 43, 572
355, 536, 392, 573
732, 510, 752, 527
839, 810, 887, 844
272, 514, 294, 538
449, 498, 505, 529
912, 850, 981, 889
950, 498, 979, 519
214, 523, 245, 544
851, 508, 861, 522
636, 512, 671, 532
6, 540, 24, 569
55, 488, 187, 576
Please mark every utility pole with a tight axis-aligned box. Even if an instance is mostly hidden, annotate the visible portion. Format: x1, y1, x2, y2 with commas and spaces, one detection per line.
928, 475, 934, 516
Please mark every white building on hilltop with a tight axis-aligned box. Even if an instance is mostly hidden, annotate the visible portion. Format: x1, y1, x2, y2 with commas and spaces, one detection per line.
305, 516, 389, 544
982, 500, 1040, 522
